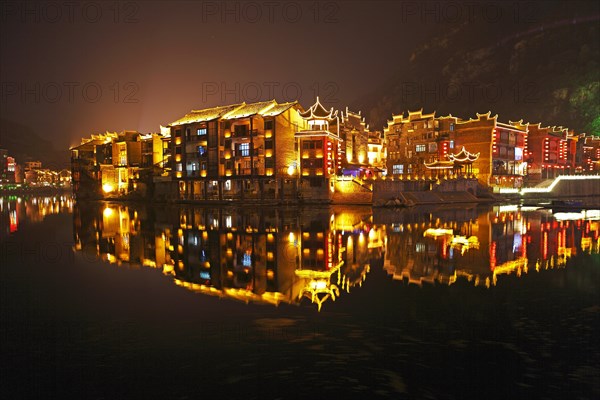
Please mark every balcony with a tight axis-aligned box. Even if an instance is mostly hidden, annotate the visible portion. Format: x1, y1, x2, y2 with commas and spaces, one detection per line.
231, 129, 259, 138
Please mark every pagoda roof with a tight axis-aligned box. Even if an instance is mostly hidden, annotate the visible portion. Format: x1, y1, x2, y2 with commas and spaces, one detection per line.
448, 147, 480, 163
424, 160, 455, 169
299, 97, 338, 120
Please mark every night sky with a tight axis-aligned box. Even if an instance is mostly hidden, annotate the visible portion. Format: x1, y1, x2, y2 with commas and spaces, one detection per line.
1, 1, 598, 157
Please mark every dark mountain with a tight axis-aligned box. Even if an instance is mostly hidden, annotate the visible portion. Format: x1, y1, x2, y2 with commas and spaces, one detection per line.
354, 7, 600, 134
0, 118, 69, 169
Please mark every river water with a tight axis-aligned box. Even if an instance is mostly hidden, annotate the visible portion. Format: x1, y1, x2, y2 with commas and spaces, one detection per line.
1, 196, 598, 399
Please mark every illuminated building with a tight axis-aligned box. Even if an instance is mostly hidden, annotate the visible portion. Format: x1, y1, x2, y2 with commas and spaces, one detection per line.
516, 122, 570, 182
338, 107, 372, 177
454, 113, 528, 188
384, 110, 459, 179
168, 100, 308, 201
23, 161, 59, 187
582, 135, 600, 173
367, 131, 385, 172
294, 97, 342, 199
0, 149, 17, 184
384, 110, 529, 188
70, 131, 169, 199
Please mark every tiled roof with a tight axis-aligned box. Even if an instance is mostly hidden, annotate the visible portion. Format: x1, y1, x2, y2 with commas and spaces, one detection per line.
260, 101, 298, 117
222, 100, 277, 119
169, 103, 243, 126
170, 100, 299, 125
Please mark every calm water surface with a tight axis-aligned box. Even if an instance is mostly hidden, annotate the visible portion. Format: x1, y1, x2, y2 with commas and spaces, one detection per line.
1, 196, 599, 399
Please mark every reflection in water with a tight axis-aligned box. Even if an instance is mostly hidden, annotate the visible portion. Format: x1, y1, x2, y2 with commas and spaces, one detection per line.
73, 204, 375, 311
379, 205, 599, 287
71, 201, 599, 310
0, 196, 74, 240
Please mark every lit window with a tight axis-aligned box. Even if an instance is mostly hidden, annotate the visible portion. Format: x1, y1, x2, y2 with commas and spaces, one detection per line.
239, 143, 250, 157
197, 128, 207, 135
392, 164, 403, 174
449, 140, 454, 149
198, 145, 206, 156
242, 251, 252, 267
416, 144, 426, 152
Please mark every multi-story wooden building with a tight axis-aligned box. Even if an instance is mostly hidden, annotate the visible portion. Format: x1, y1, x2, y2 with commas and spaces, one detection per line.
582, 135, 600, 173
71, 131, 168, 199
168, 100, 308, 201
339, 108, 370, 176
454, 113, 528, 188
518, 123, 571, 182
384, 110, 459, 177
290, 98, 343, 199
384, 110, 529, 188
367, 131, 385, 173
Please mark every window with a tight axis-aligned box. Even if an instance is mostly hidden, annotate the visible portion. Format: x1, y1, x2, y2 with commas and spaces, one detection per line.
416, 144, 426, 152
449, 140, 455, 149
234, 125, 248, 136
428, 143, 437, 153
450, 124, 454, 132
264, 120, 273, 130
265, 158, 274, 168
175, 146, 182, 155
265, 139, 273, 149
239, 143, 250, 157
242, 251, 252, 267
175, 129, 182, 137
302, 140, 321, 150
197, 145, 206, 156
392, 164, 403, 174
197, 128, 207, 136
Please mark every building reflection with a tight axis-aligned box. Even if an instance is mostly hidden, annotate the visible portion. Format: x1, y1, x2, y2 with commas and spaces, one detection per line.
0, 195, 74, 240
377, 205, 599, 288
71, 202, 599, 310
73, 203, 375, 310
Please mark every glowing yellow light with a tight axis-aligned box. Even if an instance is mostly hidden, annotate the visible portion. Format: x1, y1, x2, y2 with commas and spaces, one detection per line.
103, 207, 114, 217
102, 183, 114, 193
287, 165, 296, 176
288, 232, 295, 243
